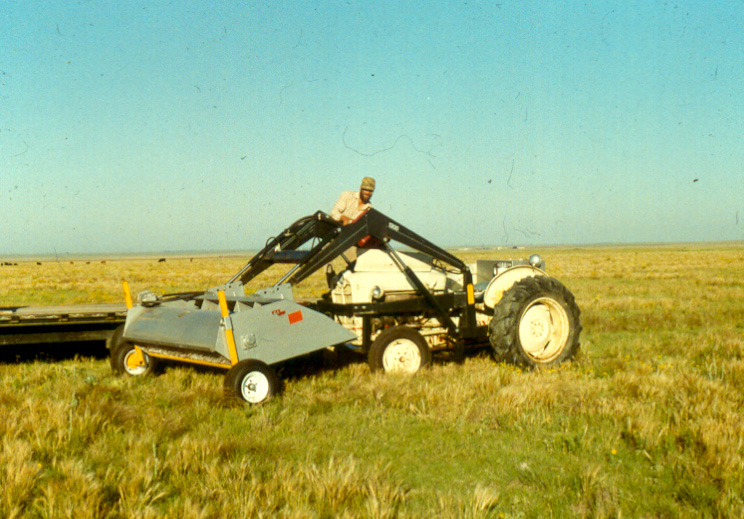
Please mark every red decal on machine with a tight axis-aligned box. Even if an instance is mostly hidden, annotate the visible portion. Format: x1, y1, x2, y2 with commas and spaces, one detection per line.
272, 309, 286, 317
288, 310, 303, 324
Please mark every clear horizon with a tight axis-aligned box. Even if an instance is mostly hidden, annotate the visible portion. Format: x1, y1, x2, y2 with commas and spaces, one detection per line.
3, 238, 742, 262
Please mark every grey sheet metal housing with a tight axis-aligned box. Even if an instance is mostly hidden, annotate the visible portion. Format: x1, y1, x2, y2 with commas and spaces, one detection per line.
122, 283, 356, 366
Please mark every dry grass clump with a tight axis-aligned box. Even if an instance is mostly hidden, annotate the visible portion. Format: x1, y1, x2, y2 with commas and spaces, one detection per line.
1, 243, 743, 517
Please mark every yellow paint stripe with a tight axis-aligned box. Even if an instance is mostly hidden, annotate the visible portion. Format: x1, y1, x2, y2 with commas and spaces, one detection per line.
218, 290, 239, 366
122, 281, 133, 309
466, 283, 475, 305
147, 351, 231, 369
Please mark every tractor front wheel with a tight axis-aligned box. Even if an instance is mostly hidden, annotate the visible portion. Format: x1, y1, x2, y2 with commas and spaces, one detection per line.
224, 360, 280, 404
368, 326, 431, 374
489, 276, 581, 367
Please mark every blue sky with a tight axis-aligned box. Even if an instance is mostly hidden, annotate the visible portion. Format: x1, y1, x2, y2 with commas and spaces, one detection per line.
2, 1, 743, 254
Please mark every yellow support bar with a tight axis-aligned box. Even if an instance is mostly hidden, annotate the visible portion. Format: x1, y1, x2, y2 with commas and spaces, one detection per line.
125, 348, 146, 370
218, 290, 239, 366
466, 283, 475, 305
122, 281, 133, 309
121, 281, 145, 360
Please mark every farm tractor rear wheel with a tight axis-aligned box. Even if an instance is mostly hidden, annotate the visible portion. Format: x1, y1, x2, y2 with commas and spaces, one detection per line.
489, 276, 581, 367
224, 360, 280, 404
368, 326, 431, 374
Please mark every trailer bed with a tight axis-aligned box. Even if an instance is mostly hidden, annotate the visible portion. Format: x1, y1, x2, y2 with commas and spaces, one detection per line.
0, 303, 127, 346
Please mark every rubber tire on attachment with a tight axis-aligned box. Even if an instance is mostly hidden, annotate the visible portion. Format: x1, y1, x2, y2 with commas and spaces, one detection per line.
368, 326, 432, 374
489, 276, 581, 368
111, 340, 158, 376
107, 324, 125, 371
224, 360, 280, 404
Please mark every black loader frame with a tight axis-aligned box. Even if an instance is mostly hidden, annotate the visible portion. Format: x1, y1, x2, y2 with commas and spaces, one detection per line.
230, 209, 484, 354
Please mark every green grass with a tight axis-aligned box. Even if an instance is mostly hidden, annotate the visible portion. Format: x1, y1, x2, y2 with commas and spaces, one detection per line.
1, 243, 744, 518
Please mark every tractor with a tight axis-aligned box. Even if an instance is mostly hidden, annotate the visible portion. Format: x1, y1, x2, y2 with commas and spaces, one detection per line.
110, 209, 581, 403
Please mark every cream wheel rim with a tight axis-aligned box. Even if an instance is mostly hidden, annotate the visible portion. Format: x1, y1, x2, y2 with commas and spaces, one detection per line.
382, 339, 422, 373
518, 297, 570, 362
241, 371, 271, 403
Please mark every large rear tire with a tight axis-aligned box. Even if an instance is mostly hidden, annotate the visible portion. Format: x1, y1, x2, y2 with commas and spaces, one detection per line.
489, 276, 581, 367
224, 360, 280, 404
368, 326, 431, 374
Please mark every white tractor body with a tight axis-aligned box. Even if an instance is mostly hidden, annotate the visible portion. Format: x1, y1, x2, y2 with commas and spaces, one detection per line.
330, 249, 546, 348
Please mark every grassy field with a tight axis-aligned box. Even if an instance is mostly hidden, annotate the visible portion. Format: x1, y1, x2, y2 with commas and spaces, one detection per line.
1, 243, 743, 518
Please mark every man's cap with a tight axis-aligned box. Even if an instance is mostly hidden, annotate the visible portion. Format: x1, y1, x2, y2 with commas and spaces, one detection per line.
361, 177, 376, 192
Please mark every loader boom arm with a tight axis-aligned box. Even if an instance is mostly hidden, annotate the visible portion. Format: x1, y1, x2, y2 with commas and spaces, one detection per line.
230, 209, 478, 338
